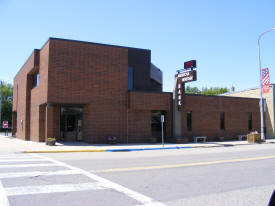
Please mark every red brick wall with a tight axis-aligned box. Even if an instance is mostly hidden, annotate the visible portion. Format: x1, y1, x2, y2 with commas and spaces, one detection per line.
39, 105, 46, 142
47, 39, 128, 104
129, 91, 172, 111
128, 110, 151, 142
181, 94, 260, 140
12, 49, 40, 140
45, 105, 60, 141
13, 38, 173, 143
13, 43, 49, 141
128, 91, 173, 142
47, 39, 129, 143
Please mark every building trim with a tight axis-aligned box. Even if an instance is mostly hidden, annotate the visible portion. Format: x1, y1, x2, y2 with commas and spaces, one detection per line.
49, 37, 150, 52
185, 93, 259, 100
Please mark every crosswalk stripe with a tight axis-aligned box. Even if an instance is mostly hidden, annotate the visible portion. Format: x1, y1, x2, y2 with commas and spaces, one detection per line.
0, 156, 37, 159
0, 159, 49, 163
0, 163, 59, 168
0, 180, 9, 206
5, 182, 107, 196
0, 169, 82, 179
134, 203, 166, 206
31, 154, 166, 206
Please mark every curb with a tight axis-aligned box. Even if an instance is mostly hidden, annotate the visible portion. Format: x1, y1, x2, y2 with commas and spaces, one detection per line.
23, 141, 275, 153
106, 146, 192, 152
24, 146, 193, 153
24, 149, 106, 153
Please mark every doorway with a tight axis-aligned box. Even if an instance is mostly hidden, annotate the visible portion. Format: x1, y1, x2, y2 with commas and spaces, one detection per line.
60, 107, 83, 141
151, 111, 166, 142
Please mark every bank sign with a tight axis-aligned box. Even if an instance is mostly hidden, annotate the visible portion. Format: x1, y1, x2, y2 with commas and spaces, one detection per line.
175, 63, 197, 110
176, 70, 197, 83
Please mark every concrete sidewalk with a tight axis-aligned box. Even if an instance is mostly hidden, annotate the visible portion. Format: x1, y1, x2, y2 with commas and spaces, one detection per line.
1, 134, 275, 153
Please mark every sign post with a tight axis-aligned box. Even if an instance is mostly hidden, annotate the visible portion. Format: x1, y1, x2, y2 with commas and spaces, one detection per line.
2, 121, 8, 136
173, 60, 198, 138
175, 70, 197, 110
161, 115, 164, 147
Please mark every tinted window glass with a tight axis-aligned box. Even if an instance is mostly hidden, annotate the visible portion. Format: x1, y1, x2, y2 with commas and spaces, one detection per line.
220, 112, 225, 130
187, 111, 192, 131
128, 66, 133, 90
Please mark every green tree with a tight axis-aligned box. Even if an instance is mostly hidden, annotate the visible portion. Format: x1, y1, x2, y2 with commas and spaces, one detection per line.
185, 86, 201, 94
184, 86, 229, 96
1, 82, 13, 124
201, 87, 229, 95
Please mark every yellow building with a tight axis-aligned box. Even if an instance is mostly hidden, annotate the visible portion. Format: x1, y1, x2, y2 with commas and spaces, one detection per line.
224, 85, 275, 139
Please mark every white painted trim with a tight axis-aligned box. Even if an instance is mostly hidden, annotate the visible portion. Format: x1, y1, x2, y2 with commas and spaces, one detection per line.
0, 170, 82, 179
5, 182, 106, 196
0, 181, 9, 206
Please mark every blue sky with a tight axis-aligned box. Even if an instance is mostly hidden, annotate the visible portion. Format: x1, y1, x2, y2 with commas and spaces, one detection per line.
0, 0, 274, 92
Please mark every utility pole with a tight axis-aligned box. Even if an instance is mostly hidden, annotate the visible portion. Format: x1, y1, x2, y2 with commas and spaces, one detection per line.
0, 80, 2, 125
258, 28, 275, 141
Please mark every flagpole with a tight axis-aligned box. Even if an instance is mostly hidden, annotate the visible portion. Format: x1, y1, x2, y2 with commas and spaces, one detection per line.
258, 28, 275, 141
0, 81, 2, 125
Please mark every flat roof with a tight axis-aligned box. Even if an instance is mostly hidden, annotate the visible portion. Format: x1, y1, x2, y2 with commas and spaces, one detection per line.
48, 37, 151, 52
223, 84, 274, 95
185, 93, 259, 100
15, 37, 151, 80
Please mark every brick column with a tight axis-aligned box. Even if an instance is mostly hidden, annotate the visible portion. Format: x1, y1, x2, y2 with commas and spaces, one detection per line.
45, 104, 60, 141
45, 104, 54, 141
12, 112, 17, 136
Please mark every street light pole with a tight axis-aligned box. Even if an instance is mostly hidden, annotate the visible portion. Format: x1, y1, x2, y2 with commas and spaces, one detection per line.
258, 28, 275, 141
0, 81, 2, 125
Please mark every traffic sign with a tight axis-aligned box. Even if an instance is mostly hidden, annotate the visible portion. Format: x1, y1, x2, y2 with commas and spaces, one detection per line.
2, 121, 8, 129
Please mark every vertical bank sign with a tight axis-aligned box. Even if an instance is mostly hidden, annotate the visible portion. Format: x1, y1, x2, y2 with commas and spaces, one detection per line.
261, 68, 270, 93
175, 60, 197, 110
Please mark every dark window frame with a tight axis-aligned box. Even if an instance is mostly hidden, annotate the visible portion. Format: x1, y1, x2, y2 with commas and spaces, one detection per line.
187, 111, 192, 131
248, 112, 253, 131
220, 112, 225, 130
31, 71, 39, 88
128, 66, 134, 91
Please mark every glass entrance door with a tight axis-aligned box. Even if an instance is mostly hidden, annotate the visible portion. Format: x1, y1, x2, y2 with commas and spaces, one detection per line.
60, 107, 83, 141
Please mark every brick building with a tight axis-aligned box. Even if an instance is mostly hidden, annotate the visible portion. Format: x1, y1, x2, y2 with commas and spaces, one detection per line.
177, 94, 261, 141
12, 38, 172, 143
12, 37, 261, 144
172, 75, 261, 141
224, 85, 275, 139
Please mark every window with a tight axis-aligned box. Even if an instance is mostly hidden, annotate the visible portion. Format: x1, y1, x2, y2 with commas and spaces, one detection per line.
128, 66, 133, 90
187, 111, 192, 131
36, 73, 39, 85
31, 71, 39, 88
248, 112, 253, 131
220, 112, 225, 130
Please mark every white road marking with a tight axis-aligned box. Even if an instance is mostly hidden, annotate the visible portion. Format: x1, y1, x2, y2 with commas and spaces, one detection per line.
0, 169, 82, 179
0, 159, 48, 163
0, 159, 49, 163
0, 180, 10, 206
134, 203, 166, 206
5, 182, 107, 196
0, 155, 37, 159
31, 154, 166, 206
0, 163, 59, 168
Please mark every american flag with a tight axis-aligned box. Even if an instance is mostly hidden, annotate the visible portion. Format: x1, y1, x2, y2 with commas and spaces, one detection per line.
261, 68, 270, 93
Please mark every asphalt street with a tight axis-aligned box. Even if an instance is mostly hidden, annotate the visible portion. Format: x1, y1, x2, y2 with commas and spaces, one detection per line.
1, 140, 275, 205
